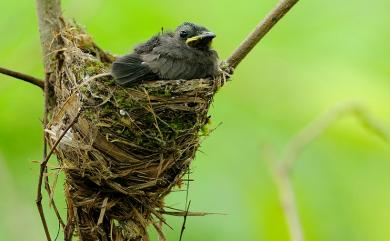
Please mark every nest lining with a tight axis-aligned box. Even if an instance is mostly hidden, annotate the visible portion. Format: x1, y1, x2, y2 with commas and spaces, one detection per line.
47, 23, 223, 240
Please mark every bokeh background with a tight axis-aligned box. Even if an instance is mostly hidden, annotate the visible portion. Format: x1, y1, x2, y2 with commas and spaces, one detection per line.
1, 0, 389, 240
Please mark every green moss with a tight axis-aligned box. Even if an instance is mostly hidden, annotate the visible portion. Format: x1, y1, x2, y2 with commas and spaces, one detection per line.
169, 120, 185, 131
164, 88, 172, 97
200, 117, 212, 136
84, 61, 107, 76
200, 124, 209, 136
145, 86, 173, 97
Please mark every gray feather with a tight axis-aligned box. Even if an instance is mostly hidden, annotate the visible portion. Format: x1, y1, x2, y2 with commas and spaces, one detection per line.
111, 22, 219, 85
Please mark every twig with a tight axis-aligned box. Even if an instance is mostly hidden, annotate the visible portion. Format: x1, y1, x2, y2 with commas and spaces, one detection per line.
281, 102, 388, 172
41, 71, 66, 231
276, 170, 303, 241
159, 210, 223, 217
54, 221, 61, 241
179, 200, 191, 241
36, 109, 81, 241
226, 0, 300, 69
263, 102, 388, 241
263, 146, 304, 241
45, 168, 65, 229
36, 73, 52, 241
74, 72, 112, 90
0, 66, 44, 89
153, 220, 167, 241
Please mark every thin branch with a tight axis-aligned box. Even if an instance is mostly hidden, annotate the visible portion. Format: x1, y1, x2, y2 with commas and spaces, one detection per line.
36, 73, 52, 241
153, 221, 166, 241
276, 170, 303, 241
262, 102, 388, 241
281, 102, 388, 172
159, 210, 223, 217
44, 172, 66, 228
36, 109, 81, 241
41, 71, 65, 229
0, 66, 44, 89
179, 200, 191, 241
263, 146, 304, 241
226, 0, 300, 69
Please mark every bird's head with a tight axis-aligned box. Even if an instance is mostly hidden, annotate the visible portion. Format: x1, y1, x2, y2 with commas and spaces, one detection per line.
175, 22, 216, 50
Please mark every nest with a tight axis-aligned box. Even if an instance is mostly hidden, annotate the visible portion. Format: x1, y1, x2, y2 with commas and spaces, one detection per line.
46, 23, 224, 240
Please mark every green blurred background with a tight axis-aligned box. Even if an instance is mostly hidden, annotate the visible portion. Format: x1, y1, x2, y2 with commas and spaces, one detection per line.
0, 0, 389, 240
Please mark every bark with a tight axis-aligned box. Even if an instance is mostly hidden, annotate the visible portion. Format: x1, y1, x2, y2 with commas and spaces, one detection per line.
226, 0, 299, 69
35, 0, 62, 71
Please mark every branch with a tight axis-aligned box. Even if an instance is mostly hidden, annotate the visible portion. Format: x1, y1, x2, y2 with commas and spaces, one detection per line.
262, 102, 388, 241
281, 102, 388, 172
35, 1, 63, 238
226, 0, 300, 69
0, 67, 44, 89
35, 0, 62, 70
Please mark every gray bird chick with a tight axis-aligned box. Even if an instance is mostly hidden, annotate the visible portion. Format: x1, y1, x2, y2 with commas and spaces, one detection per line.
111, 22, 219, 86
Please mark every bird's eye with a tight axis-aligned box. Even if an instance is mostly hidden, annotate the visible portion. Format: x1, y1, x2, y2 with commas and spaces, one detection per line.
179, 30, 188, 38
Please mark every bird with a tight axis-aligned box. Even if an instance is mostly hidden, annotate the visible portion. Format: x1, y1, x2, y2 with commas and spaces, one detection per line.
111, 22, 219, 86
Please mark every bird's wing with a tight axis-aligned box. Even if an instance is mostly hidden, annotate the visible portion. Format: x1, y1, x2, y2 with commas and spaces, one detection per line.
142, 48, 195, 80
111, 53, 159, 86
134, 35, 161, 54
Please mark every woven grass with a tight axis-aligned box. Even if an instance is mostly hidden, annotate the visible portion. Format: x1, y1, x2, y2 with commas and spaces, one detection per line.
46, 22, 224, 240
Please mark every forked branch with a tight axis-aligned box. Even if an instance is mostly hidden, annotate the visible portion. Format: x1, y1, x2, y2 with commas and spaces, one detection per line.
263, 102, 388, 241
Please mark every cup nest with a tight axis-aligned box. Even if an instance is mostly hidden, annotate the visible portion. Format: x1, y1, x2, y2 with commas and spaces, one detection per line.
46, 23, 224, 240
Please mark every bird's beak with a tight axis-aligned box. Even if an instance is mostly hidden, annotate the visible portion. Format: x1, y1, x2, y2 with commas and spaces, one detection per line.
186, 32, 216, 48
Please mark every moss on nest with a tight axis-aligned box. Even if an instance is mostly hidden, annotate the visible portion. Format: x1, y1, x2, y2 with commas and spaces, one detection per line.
46, 22, 223, 241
